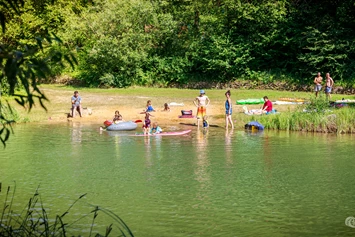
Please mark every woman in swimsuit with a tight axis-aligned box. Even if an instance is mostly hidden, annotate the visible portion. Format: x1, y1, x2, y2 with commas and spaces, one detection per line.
225, 90, 234, 129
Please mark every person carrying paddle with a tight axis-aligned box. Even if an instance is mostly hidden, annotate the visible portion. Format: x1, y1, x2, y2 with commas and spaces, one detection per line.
193, 89, 210, 127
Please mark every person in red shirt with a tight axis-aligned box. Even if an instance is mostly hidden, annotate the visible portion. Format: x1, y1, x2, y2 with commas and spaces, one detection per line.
242, 96, 274, 115
261, 96, 272, 113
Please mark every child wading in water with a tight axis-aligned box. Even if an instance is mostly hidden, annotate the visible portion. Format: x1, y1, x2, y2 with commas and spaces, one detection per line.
225, 90, 234, 129
140, 111, 154, 135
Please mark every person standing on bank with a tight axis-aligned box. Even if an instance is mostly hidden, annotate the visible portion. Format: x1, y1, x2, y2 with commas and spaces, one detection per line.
71, 91, 82, 118
314, 72, 323, 97
193, 89, 210, 127
324, 73, 334, 100
225, 90, 234, 129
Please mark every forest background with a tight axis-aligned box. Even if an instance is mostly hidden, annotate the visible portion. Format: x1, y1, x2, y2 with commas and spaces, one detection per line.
1, 0, 355, 91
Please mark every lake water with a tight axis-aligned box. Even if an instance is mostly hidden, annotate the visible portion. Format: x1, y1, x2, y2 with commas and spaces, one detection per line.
1, 122, 355, 236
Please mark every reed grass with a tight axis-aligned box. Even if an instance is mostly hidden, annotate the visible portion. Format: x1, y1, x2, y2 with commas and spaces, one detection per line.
0, 183, 134, 237
250, 103, 355, 133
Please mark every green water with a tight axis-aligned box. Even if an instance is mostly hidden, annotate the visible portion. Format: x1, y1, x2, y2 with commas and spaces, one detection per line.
1, 122, 355, 236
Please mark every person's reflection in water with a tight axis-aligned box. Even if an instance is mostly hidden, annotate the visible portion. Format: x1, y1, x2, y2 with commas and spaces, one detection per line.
194, 128, 211, 203
144, 136, 152, 169
263, 134, 273, 187
114, 136, 121, 159
225, 129, 233, 165
71, 122, 82, 143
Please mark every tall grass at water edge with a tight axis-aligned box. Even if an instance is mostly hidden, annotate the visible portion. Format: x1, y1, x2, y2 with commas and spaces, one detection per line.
249, 98, 355, 133
0, 183, 134, 237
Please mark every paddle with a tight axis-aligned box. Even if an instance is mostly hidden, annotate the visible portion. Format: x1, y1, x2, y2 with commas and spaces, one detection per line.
179, 122, 219, 127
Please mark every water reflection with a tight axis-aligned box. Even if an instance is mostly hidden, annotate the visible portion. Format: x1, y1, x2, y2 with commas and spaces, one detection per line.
144, 136, 152, 168
194, 128, 211, 203
2, 124, 355, 237
225, 129, 233, 165
70, 122, 82, 143
262, 134, 273, 186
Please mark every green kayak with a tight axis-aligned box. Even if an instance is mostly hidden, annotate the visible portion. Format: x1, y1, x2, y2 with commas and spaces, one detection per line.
236, 98, 264, 105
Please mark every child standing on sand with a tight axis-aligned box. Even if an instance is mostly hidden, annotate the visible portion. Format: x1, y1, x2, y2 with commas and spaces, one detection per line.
193, 90, 210, 127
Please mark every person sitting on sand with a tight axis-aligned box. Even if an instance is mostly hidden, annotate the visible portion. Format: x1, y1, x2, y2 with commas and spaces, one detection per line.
150, 122, 163, 134
140, 110, 154, 135
162, 103, 170, 112
146, 100, 156, 112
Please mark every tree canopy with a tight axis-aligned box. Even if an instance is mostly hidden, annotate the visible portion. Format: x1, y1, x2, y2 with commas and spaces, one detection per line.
2, 0, 355, 89
0, 0, 76, 146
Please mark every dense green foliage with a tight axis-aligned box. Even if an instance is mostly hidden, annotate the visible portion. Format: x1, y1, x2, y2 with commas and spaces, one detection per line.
2, 0, 355, 88
0, 0, 75, 145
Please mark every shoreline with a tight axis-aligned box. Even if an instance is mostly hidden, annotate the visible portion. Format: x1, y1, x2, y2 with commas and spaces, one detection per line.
6, 85, 355, 133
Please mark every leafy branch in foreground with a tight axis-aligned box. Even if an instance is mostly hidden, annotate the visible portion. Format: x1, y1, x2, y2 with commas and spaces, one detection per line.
0, 182, 134, 237
0, 0, 77, 147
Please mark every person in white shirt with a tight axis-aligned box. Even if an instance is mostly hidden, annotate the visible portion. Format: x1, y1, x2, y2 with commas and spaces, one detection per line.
193, 89, 210, 127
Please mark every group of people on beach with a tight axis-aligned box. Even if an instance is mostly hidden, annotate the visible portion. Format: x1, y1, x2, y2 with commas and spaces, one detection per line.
193, 89, 234, 129
192, 89, 274, 128
70, 89, 274, 134
133, 89, 236, 134
314, 72, 334, 99
140, 100, 170, 135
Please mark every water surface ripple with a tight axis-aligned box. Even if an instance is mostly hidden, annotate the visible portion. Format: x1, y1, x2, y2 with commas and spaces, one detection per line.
1, 123, 355, 236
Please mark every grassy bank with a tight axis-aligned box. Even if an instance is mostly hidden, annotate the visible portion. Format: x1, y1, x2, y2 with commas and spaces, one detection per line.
3, 84, 355, 133
251, 108, 355, 133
